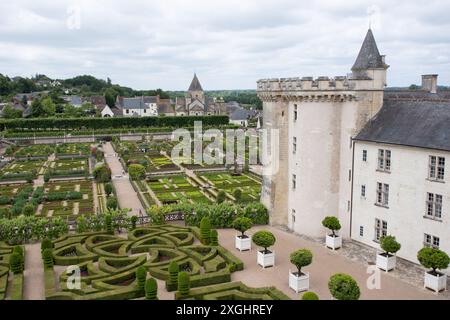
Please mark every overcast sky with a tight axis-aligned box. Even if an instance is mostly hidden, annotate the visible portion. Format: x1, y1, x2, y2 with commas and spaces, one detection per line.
0, 0, 449, 90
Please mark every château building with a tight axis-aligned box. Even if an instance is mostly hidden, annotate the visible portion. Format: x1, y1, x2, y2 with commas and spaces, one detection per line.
257, 29, 450, 264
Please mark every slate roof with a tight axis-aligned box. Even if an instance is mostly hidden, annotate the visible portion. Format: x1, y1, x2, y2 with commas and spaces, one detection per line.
352, 29, 386, 70
355, 91, 450, 152
230, 108, 253, 121
70, 96, 83, 106
188, 74, 203, 91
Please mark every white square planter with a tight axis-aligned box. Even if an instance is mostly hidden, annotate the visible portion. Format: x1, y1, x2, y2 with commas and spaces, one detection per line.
376, 253, 396, 272
325, 234, 342, 250
235, 235, 251, 252
289, 271, 309, 293
424, 271, 447, 293
257, 250, 275, 268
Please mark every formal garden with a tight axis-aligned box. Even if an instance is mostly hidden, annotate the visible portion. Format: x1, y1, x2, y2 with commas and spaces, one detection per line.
0, 160, 46, 182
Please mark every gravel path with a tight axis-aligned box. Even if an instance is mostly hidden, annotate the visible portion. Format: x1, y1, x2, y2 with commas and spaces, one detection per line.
23, 243, 45, 300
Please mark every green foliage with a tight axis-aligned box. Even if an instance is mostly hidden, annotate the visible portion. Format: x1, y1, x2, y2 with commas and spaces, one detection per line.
210, 229, 219, 246
106, 197, 118, 210
233, 217, 253, 236
10, 252, 23, 274
216, 191, 226, 204
145, 278, 158, 300
322, 216, 341, 236
147, 205, 169, 225
417, 247, 450, 272
128, 164, 146, 181
93, 164, 111, 183
241, 202, 268, 225
178, 271, 190, 296
302, 291, 319, 300
380, 235, 401, 255
252, 231, 276, 253
41, 238, 53, 252
290, 249, 313, 275
21, 204, 35, 216
328, 274, 360, 300
233, 189, 242, 202
200, 217, 212, 245
136, 266, 147, 291
104, 183, 113, 196
44, 172, 50, 182
2, 104, 23, 119
42, 249, 54, 269
13, 245, 24, 257
168, 261, 179, 285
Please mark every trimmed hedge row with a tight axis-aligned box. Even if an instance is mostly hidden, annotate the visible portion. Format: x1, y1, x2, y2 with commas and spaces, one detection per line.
0, 115, 229, 131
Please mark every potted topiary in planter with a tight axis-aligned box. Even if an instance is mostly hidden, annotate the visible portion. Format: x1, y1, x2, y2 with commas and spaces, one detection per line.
328, 273, 360, 300
322, 216, 342, 250
376, 235, 401, 272
233, 217, 253, 252
289, 249, 312, 293
417, 247, 450, 293
252, 231, 276, 268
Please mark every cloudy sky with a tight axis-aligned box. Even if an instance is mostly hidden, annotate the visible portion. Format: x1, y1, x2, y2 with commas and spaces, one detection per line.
0, 0, 449, 90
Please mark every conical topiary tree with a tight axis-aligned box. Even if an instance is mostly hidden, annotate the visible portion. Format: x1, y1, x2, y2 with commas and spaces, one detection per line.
41, 239, 53, 252
145, 278, 158, 300
42, 249, 54, 269
105, 214, 113, 234
136, 266, 147, 291
178, 272, 190, 296
210, 230, 219, 246
168, 261, 179, 285
9, 252, 23, 274
200, 217, 211, 245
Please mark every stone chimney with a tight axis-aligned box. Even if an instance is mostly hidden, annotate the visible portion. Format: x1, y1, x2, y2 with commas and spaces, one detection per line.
421, 74, 438, 94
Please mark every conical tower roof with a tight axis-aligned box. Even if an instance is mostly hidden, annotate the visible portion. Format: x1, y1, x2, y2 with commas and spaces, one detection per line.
188, 73, 203, 91
352, 29, 385, 70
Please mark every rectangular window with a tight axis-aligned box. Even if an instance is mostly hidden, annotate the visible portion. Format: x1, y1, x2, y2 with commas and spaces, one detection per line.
424, 234, 440, 249
378, 149, 391, 172
426, 193, 443, 219
292, 174, 296, 190
293, 137, 297, 154
429, 156, 445, 181
374, 219, 387, 242
126, 109, 129, 114
376, 183, 389, 207
362, 150, 367, 162
361, 185, 366, 197
359, 226, 364, 237
294, 105, 298, 121
348, 170, 351, 182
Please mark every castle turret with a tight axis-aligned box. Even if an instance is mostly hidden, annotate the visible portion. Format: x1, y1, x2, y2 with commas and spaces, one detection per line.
257, 29, 388, 238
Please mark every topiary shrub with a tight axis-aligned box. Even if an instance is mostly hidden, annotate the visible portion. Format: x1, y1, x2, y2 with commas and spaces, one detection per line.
13, 245, 24, 257
41, 239, 53, 252
216, 191, 226, 204
177, 271, 190, 296
10, 252, 23, 274
233, 189, 242, 202
233, 217, 253, 238
107, 197, 118, 210
145, 278, 158, 300
104, 183, 113, 196
328, 273, 360, 300
136, 266, 147, 291
128, 164, 146, 181
417, 247, 450, 275
130, 216, 138, 230
44, 172, 50, 183
21, 204, 35, 216
322, 216, 341, 237
290, 249, 313, 276
93, 164, 111, 183
42, 249, 54, 269
105, 215, 113, 234
252, 231, 276, 254
200, 217, 211, 245
210, 229, 219, 246
168, 261, 179, 285
380, 235, 401, 257
302, 291, 319, 300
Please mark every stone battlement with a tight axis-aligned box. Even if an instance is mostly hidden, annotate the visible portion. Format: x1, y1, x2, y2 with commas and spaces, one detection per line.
257, 75, 354, 92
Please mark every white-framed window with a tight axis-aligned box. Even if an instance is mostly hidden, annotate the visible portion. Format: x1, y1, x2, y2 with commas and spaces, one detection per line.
362, 150, 367, 162
294, 104, 298, 121
144, 109, 147, 113
361, 185, 366, 198
292, 174, 296, 190
376, 182, 389, 207
359, 226, 364, 237
377, 149, 391, 172
374, 218, 387, 242
429, 156, 445, 181
125, 109, 130, 114
293, 137, 297, 154
424, 234, 440, 249
426, 193, 442, 219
